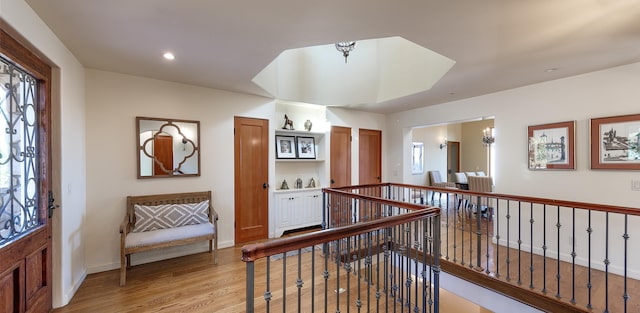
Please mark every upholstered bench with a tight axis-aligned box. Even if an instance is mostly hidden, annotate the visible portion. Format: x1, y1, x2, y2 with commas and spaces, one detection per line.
119, 191, 218, 286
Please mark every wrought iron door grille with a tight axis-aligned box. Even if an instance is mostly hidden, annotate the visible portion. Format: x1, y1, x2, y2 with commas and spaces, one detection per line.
0, 55, 40, 247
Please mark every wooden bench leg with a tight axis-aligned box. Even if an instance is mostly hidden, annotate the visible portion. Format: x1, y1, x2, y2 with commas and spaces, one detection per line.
120, 252, 126, 286
214, 237, 218, 264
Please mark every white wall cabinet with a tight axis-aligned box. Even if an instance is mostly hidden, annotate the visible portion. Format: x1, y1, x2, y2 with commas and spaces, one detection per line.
274, 188, 323, 237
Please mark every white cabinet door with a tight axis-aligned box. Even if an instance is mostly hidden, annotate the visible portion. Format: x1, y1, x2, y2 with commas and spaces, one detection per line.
274, 189, 323, 237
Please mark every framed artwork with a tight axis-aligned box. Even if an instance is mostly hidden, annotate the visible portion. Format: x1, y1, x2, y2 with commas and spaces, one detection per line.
527, 121, 575, 170
590, 113, 640, 170
411, 142, 424, 174
276, 135, 296, 159
296, 136, 316, 159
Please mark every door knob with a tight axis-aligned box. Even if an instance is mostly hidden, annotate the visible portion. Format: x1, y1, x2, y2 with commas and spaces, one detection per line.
262, 183, 269, 189
331, 179, 335, 184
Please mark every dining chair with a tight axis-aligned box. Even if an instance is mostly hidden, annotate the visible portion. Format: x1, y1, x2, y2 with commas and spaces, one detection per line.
428, 170, 457, 203
453, 172, 469, 190
467, 176, 494, 220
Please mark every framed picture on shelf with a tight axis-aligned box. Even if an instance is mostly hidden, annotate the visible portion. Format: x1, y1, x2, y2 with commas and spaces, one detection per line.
275, 135, 296, 159
527, 121, 575, 170
590, 113, 640, 170
296, 136, 316, 159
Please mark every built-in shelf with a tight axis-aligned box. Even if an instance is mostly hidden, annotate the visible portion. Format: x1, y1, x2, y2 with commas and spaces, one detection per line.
274, 187, 323, 193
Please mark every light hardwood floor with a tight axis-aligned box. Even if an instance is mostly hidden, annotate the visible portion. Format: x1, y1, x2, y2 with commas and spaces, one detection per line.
53, 240, 491, 313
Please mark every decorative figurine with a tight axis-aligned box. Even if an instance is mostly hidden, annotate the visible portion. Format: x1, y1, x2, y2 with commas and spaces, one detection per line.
295, 178, 303, 189
282, 114, 294, 130
280, 179, 289, 190
304, 119, 312, 131
306, 178, 316, 188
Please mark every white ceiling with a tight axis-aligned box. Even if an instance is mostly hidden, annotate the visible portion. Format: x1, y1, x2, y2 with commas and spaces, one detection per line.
24, 0, 640, 114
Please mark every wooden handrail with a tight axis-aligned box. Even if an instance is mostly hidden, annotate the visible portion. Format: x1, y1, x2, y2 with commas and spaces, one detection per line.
321, 187, 431, 211
241, 207, 439, 262
369, 182, 640, 215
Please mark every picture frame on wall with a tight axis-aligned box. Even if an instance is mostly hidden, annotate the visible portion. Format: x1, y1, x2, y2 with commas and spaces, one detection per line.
590, 113, 640, 170
275, 135, 296, 159
296, 136, 316, 159
411, 142, 424, 174
527, 121, 575, 170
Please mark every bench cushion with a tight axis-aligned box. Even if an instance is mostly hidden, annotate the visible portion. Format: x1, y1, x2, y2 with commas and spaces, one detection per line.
125, 222, 215, 249
132, 200, 209, 232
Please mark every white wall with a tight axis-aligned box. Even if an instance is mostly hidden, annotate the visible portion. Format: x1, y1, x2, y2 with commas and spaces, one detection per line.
85, 70, 274, 271
1, 0, 87, 307
326, 107, 387, 185
389, 62, 640, 207
409, 125, 448, 185
389, 62, 640, 282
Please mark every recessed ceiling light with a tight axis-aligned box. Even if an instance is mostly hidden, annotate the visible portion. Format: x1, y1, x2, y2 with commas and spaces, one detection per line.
163, 52, 175, 60
544, 68, 558, 72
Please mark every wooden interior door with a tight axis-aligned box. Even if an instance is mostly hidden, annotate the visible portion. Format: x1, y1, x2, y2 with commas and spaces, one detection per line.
358, 129, 382, 220
358, 129, 382, 186
330, 126, 352, 188
153, 134, 173, 175
329, 126, 351, 226
234, 117, 269, 244
0, 27, 53, 313
447, 141, 460, 182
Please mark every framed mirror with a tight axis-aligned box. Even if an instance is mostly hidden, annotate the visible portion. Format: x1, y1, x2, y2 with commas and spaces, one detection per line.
136, 116, 200, 178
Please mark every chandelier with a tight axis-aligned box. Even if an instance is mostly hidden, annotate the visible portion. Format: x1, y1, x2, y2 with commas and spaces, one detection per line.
482, 127, 495, 146
335, 41, 356, 63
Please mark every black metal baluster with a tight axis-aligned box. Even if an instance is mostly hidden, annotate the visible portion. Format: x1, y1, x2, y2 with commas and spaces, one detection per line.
297, 249, 303, 312
570, 208, 576, 305
460, 194, 465, 267
604, 212, 610, 313
529, 202, 534, 289
423, 218, 429, 312
586, 211, 592, 310
376, 229, 381, 312
555, 205, 561, 299
542, 204, 547, 294
346, 237, 352, 313
312, 242, 316, 313
452, 194, 458, 264
485, 197, 492, 275
469, 194, 475, 269
495, 199, 501, 278
366, 231, 372, 313
283, 252, 287, 313
476, 194, 482, 270
623, 214, 629, 313
433, 214, 441, 313
356, 233, 362, 312
445, 193, 452, 261
324, 242, 329, 313
517, 201, 522, 285
336, 238, 341, 313
264, 259, 270, 312
506, 200, 511, 282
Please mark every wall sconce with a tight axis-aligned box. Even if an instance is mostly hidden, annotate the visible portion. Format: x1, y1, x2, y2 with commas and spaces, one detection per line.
439, 139, 448, 150
482, 127, 495, 146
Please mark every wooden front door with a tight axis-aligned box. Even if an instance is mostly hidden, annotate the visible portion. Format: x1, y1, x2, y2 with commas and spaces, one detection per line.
0, 28, 53, 313
330, 126, 351, 188
234, 117, 269, 244
358, 129, 382, 185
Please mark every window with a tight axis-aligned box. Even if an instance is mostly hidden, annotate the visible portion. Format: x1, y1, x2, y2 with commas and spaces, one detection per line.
0, 55, 41, 246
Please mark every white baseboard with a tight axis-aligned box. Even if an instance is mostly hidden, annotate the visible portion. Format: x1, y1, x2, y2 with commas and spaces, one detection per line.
86, 239, 235, 274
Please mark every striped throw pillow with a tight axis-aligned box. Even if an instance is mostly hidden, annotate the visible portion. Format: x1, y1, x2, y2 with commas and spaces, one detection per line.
132, 200, 209, 233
